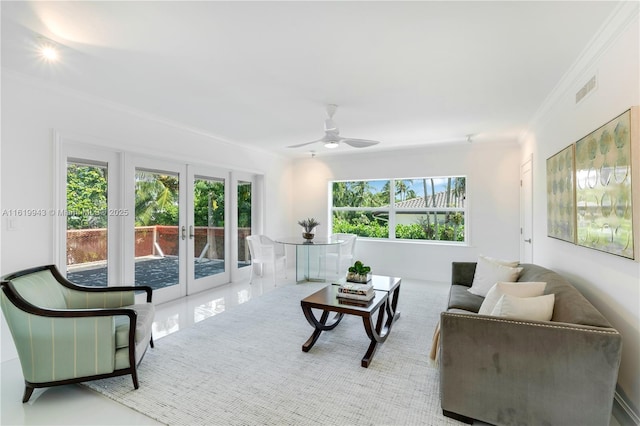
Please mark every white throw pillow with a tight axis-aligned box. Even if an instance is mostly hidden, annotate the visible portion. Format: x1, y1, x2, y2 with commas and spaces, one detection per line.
491, 293, 555, 321
468, 256, 523, 297
479, 255, 519, 268
478, 282, 547, 315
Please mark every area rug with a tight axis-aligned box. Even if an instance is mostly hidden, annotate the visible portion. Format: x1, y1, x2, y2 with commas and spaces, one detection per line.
84, 280, 459, 426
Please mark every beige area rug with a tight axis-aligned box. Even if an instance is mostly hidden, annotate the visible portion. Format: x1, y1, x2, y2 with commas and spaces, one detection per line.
84, 280, 459, 426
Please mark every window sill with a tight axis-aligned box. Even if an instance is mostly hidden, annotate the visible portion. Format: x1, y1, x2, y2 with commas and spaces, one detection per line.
355, 238, 470, 247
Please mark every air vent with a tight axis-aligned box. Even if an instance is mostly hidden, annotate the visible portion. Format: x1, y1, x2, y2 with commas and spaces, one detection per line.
576, 75, 597, 104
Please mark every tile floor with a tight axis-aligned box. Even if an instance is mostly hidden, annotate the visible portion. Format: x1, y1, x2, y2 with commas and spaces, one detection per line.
1, 272, 293, 426
0, 270, 622, 425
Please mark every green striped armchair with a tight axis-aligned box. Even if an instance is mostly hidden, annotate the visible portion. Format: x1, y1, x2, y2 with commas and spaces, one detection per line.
0, 265, 154, 403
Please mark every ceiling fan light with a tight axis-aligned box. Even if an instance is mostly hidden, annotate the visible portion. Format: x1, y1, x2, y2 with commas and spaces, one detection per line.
324, 141, 339, 149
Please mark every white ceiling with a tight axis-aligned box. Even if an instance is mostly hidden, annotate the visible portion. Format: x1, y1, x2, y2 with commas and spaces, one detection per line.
1, 1, 621, 157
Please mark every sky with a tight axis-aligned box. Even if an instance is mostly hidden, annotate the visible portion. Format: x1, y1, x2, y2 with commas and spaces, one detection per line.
367, 178, 451, 198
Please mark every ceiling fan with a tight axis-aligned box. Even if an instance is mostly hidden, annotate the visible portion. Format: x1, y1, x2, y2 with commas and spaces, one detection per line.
288, 104, 381, 150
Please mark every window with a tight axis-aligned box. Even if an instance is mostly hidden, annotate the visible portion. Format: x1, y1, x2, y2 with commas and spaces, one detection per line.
331, 177, 466, 242
66, 161, 109, 286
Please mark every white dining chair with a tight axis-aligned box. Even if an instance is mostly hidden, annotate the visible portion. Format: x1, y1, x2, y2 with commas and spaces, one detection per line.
320, 233, 357, 279
246, 235, 287, 285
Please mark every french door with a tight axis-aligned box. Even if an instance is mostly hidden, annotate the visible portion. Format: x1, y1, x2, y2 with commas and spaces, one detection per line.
57, 137, 257, 305
125, 157, 231, 304
187, 165, 230, 294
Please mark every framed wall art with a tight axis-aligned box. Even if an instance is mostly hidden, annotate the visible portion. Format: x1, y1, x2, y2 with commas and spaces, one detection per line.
574, 108, 638, 259
547, 145, 576, 243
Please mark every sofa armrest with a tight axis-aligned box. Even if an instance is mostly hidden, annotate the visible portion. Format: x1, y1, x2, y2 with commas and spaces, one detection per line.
45, 265, 153, 307
440, 312, 622, 426
64, 285, 153, 308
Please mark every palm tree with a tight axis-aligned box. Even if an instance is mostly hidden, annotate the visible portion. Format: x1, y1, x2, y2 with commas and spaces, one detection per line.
348, 180, 374, 206
135, 171, 179, 226
453, 177, 466, 205
422, 179, 429, 207
332, 181, 349, 207
395, 180, 412, 201
445, 177, 452, 223
430, 178, 439, 239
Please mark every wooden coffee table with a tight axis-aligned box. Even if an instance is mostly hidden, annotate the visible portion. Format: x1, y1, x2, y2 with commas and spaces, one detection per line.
364, 275, 402, 323
300, 276, 401, 367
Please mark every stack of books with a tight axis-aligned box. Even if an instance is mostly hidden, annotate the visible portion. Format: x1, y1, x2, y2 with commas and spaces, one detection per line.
336, 282, 374, 302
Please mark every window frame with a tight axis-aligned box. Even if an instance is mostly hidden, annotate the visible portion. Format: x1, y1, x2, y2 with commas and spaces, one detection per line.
330, 176, 468, 244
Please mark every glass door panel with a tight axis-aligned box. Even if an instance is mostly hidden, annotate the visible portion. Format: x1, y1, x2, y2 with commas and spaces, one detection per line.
193, 177, 225, 280
187, 170, 229, 294
187, 169, 229, 294
66, 161, 109, 286
134, 169, 181, 291
237, 180, 252, 269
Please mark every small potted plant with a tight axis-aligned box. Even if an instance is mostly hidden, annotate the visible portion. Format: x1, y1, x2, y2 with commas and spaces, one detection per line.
347, 260, 372, 283
298, 218, 320, 240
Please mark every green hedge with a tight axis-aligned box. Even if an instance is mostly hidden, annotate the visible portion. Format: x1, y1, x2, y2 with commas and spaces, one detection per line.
333, 218, 464, 241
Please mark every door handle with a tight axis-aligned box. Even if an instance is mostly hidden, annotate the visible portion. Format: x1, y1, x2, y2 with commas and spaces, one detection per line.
181, 226, 187, 240
524, 238, 532, 243
189, 225, 195, 239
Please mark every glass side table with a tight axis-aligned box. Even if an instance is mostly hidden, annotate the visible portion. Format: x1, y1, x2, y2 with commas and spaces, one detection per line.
275, 236, 343, 283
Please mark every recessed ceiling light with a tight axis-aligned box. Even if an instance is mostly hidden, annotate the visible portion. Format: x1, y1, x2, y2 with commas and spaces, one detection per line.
36, 36, 60, 62
41, 45, 58, 61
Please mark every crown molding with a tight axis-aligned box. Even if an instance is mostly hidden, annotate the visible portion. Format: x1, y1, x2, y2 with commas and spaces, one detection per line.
1, 67, 284, 159
521, 1, 639, 140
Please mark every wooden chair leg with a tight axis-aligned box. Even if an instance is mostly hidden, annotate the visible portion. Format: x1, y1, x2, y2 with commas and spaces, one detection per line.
22, 385, 35, 403
131, 369, 139, 389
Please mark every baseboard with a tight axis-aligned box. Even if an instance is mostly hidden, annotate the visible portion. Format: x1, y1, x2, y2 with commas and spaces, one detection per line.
614, 388, 640, 426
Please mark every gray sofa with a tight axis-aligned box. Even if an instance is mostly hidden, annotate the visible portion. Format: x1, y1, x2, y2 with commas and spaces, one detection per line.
440, 262, 622, 426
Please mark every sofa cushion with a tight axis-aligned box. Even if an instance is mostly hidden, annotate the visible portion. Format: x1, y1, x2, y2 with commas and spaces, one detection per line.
468, 256, 523, 297
9, 270, 67, 309
479, 255, 519, 267
478, 281, 546, 315
114, 303, 155, 349
491, 293, 555, 321
448, 284, 484, 312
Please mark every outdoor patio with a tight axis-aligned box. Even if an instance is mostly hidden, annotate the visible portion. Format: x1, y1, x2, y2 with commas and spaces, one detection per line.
68, 257, 231, 290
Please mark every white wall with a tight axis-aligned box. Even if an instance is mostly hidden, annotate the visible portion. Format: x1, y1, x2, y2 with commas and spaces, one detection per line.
290, 141, 522, 282
0, 72, 293, 362
521, 10, 640, 414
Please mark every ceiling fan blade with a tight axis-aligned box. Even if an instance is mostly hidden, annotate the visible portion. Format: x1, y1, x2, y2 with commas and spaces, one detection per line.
324, 118, 338, 132
287, 138, 323, 148
288, 105, 382, 150
340, 138, 380, 148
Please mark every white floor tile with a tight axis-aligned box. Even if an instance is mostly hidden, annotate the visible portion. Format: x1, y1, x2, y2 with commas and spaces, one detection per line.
0, 271, 621, 425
